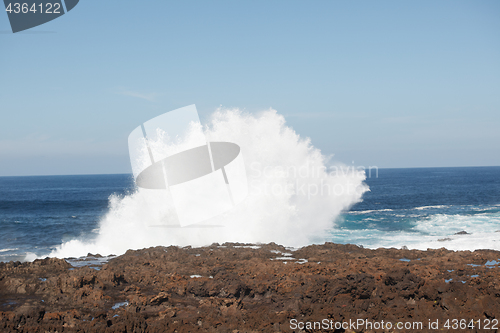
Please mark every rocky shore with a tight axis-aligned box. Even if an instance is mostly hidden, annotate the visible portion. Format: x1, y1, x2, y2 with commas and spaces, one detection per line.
1, 243, 499, 332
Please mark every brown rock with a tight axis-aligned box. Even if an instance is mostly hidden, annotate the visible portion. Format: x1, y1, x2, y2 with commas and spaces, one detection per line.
1, 243, 499, 332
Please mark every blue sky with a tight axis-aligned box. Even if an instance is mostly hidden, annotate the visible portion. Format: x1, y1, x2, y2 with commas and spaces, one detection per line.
1, 0, 499, 176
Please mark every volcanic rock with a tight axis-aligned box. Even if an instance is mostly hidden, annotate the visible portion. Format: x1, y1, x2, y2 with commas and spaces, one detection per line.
1, 243, 499, 332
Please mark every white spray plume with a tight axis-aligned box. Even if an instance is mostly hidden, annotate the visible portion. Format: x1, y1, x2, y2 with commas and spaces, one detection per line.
48, 109, 368, 258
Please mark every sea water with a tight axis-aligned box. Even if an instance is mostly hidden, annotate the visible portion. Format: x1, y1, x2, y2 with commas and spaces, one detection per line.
0, 174, 134, 261
335, 167, 500, 251
0, 110, 499, 261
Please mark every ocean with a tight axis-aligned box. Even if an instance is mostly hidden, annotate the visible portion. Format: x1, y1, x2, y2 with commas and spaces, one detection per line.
0, 174, 135, 262
1, 166, 499, 262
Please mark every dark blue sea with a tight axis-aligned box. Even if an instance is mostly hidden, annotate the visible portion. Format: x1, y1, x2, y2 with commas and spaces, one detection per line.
1, 167, 499, 262
0, 174, 135, 262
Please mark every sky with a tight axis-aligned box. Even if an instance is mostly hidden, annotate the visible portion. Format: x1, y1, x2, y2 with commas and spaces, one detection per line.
1, 0, 499, 176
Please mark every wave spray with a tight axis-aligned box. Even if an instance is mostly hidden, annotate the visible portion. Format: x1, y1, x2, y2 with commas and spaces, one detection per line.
48, 109, 368, 258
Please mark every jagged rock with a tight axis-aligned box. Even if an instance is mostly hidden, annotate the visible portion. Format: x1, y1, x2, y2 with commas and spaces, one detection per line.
1, 243, 499, 332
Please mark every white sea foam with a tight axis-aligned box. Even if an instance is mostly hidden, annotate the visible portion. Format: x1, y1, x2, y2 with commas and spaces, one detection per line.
329, 211, 500, 251
112, 301, 129, 310
413, 205, 451, 210
233, 245, 261, 249
45, 108, 368, 259
349, 209, 394, 214
0, 248, 18, 253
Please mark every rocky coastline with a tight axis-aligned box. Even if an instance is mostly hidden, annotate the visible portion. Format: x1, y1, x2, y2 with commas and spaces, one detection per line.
1, 243, 499, 332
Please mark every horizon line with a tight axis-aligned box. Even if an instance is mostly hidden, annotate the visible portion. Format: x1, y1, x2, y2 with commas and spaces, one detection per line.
1, 165, 500, 178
